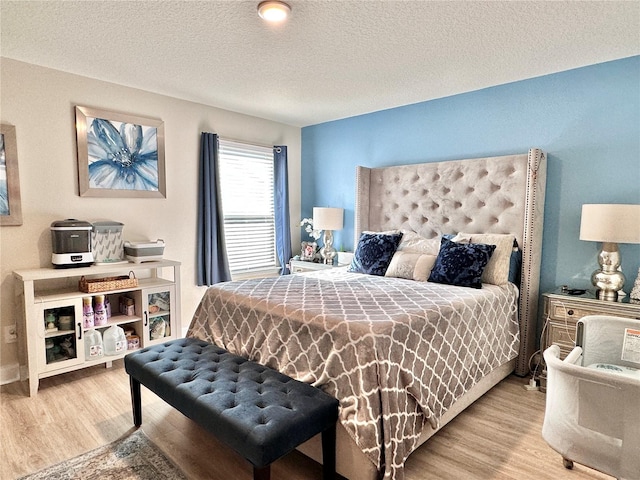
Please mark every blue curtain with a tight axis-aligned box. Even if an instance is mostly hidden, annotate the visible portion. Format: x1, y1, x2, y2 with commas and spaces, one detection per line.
196, 132, 231, 285
274, 146, 292, 275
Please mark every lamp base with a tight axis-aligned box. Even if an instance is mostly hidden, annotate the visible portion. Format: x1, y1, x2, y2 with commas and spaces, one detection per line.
320, 230, 337, 265
591, 242, 625, 302
595, 288, 620, 302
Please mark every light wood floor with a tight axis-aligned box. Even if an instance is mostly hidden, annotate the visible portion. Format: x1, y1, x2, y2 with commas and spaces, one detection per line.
1, 362, 612, 480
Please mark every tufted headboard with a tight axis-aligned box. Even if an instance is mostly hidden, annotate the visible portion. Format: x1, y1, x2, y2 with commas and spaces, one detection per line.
354, 149, 547, 376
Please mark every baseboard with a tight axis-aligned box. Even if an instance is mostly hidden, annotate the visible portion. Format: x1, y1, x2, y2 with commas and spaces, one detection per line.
0, 362, 20, 385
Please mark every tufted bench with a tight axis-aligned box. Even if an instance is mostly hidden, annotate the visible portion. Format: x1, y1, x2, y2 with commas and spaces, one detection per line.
124, 337, 339, 480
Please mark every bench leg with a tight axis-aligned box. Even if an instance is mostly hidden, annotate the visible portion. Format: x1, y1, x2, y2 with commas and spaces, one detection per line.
253, 465, 270, 480
321, 423, 337, 480
129, 376, 142, 427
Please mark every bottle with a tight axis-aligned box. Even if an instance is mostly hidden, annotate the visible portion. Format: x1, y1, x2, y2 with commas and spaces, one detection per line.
104, 297, 112, 318
46, 338, 55, 363
45, 312, 57, 331
82, 297, 94, 328
103, 325, 127, 356
84, 329, 104, 360
94, 294, 108, 327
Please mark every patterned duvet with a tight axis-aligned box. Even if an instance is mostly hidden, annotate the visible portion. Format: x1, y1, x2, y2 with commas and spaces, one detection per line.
187, 268, 519, 479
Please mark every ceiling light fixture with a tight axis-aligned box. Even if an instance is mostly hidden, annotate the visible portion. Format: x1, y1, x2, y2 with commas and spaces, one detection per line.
257, 1, 291, 22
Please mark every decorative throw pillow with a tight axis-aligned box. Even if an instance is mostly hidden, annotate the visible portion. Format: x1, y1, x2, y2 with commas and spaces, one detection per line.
348, 232, 403, 276
385, 252, 437, 281
396, 231, 441, 255
453, 233, 516, 285
509, 248, 522, 285
428, 237, 496, 289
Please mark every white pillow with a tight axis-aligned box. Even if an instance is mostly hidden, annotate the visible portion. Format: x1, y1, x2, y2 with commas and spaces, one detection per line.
453, 233, 515, 285
397, 231, 441, 255
385, 251, 437, 281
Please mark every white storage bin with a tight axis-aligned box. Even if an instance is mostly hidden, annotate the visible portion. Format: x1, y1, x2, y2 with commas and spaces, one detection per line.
542, 315, 640, 480
124, 239, 165, 263
92, 221, 126, 264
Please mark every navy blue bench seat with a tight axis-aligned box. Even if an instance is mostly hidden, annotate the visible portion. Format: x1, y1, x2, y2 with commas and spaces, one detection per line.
124, 337, 339, 480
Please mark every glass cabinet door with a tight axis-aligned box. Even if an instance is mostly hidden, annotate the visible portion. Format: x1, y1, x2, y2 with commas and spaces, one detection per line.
142, 286, 174, 346
36, 298, 85, 373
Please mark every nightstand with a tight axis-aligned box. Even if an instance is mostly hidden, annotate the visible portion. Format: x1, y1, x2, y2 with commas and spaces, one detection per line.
289, 259, 335, 273
539, 289, 640, 392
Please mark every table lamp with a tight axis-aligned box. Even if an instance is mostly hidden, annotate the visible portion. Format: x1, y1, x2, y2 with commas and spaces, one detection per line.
579, 204, 640, 301
313, 207, 344, 265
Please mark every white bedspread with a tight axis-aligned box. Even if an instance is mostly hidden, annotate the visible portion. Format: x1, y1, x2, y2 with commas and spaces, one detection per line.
187, 268, 519, 479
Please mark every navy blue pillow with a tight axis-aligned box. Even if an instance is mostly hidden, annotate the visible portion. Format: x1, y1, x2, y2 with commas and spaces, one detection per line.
348, 232, 403, 276
508, 249, 522, 285
428, 237, 496, 289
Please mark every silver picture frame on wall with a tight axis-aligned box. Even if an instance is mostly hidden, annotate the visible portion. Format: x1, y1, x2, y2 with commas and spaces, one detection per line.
75, 106, 166, 198
0, 124, 23, 226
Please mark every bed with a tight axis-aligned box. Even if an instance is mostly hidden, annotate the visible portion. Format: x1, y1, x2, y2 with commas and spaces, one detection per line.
187, 149, 547, 479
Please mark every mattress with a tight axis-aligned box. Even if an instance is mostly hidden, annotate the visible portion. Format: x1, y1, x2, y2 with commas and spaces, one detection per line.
187, 268, 519, 479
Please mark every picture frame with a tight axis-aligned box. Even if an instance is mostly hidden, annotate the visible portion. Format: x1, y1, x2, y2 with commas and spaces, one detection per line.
301, 241, 318, 262
0, 124, 23, 226
75, 106, 166, 198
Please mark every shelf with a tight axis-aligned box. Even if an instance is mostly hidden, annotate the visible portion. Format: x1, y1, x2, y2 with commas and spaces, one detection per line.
83, 349, 141, 368
46, 356, 73, 365
45, 328, 75, 338
13, 259, 180, 282
38, 348, 143, 379
84, 314, 142, 332
31, 277, 173, 303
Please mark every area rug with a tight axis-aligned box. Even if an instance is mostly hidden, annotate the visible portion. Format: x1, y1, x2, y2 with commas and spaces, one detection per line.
18, 430, 188, 480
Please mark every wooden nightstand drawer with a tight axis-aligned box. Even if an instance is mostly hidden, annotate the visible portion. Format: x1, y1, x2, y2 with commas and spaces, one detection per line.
546, 321, 576, 357
289, 259, 334, 274
550, 304, 593, 321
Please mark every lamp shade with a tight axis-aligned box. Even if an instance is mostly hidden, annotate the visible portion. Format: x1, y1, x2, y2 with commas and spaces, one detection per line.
313, 207, 344, 231
579, 204, 640, 244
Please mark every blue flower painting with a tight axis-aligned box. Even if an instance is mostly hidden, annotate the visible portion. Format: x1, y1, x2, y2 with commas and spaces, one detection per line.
86, 117, 159, 191
0, 133, 9, 215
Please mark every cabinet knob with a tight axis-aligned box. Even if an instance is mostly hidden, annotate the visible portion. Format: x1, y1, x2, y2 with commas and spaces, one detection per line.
567, 309, 574, 316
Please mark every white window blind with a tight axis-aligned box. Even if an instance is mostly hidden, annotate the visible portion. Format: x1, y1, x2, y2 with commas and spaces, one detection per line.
218, 139, 277, 275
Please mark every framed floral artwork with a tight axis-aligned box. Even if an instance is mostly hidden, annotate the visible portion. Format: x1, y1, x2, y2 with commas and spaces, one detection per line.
75, 106, 166, 198
0, 124, 23, 226
301, 241, 318, 262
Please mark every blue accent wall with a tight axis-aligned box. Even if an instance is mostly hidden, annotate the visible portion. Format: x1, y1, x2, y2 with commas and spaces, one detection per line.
301, 56, 640, 299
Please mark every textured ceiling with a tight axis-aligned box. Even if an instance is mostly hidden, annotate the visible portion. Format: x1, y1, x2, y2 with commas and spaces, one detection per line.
1, 1, 639, 127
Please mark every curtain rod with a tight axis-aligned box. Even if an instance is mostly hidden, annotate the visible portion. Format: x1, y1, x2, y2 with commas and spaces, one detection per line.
219, 136, 278, 150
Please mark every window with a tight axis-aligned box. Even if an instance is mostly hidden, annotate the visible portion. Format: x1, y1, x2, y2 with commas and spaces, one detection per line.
218, 139, 277, 276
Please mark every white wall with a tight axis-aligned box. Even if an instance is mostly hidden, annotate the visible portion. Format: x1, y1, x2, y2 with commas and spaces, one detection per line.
0, 59, 301, 376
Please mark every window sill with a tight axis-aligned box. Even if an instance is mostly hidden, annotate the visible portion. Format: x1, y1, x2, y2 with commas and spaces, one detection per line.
231, 267, 280, 281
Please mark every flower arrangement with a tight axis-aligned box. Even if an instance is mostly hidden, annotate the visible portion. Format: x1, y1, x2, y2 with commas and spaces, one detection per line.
299, 218, 322, 240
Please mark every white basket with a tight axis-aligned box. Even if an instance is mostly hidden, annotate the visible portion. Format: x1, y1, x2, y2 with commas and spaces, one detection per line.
92, 221, 125, 264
